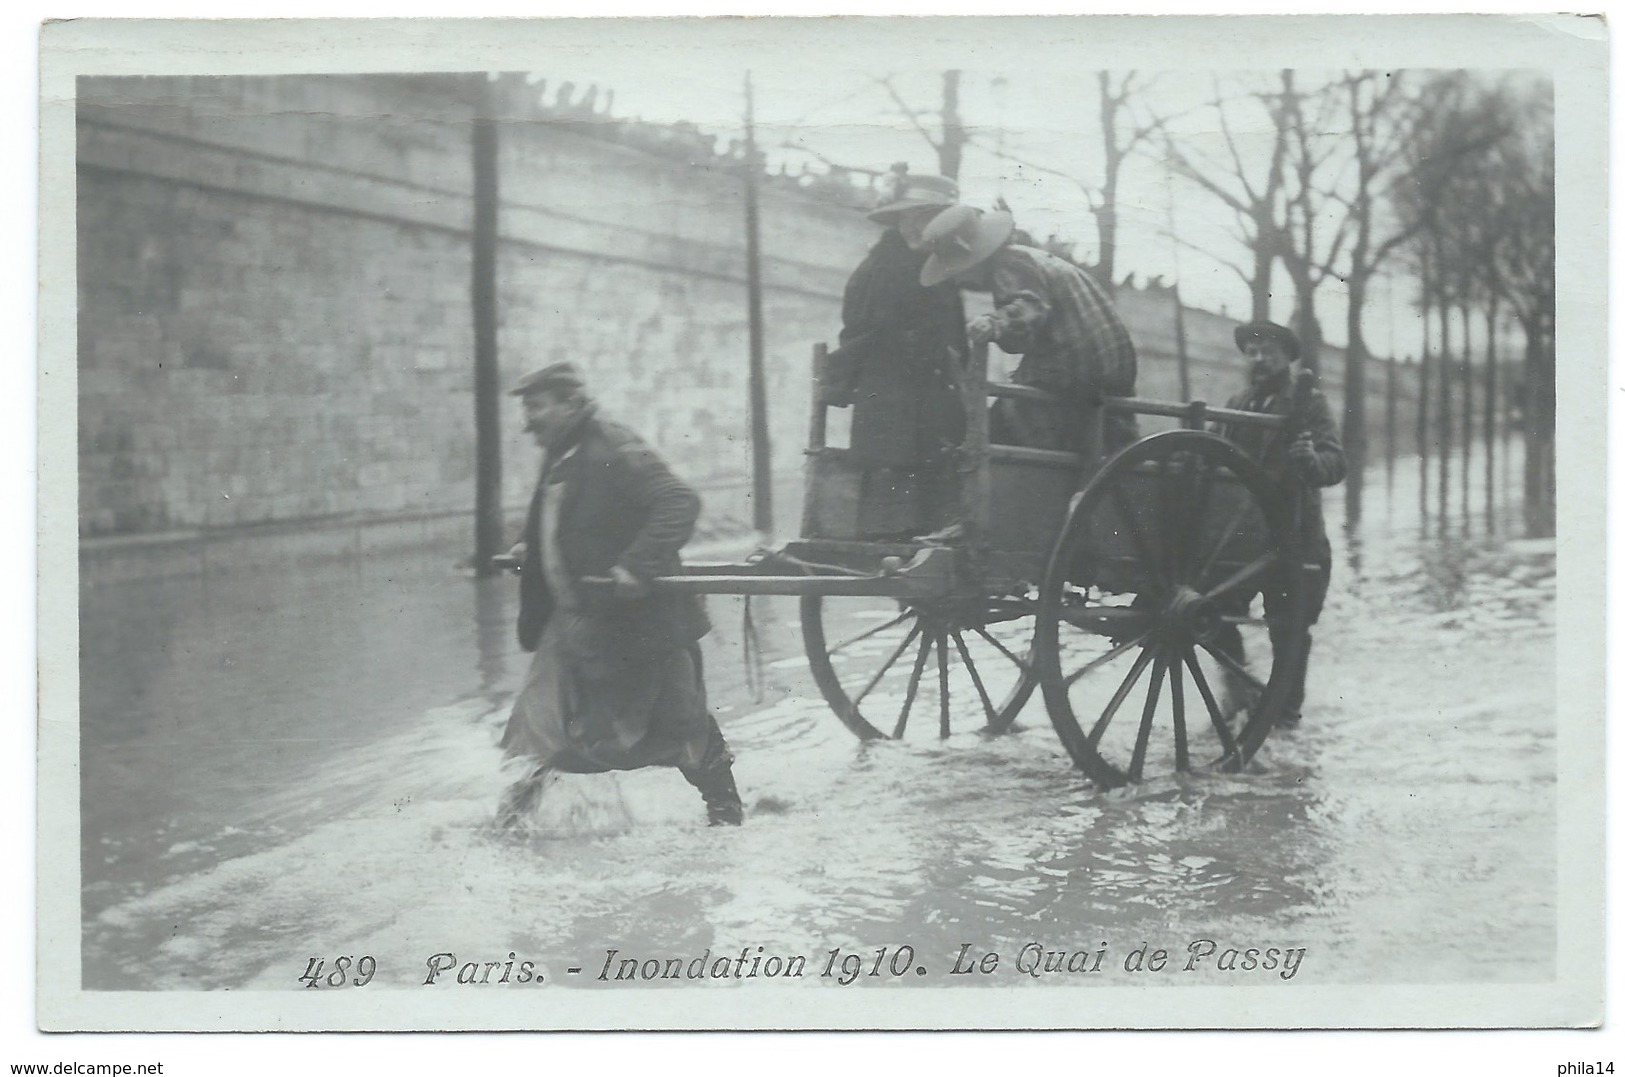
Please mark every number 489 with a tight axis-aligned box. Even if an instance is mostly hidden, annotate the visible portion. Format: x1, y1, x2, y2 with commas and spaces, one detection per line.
299, 955, 376, 988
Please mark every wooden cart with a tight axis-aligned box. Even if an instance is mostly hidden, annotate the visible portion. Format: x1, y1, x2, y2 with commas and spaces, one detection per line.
632, 344, 1313, 790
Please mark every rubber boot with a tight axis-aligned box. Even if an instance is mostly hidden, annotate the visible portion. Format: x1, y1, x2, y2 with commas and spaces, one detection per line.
682, 758, 744, 827
1274, 633, 1311, 729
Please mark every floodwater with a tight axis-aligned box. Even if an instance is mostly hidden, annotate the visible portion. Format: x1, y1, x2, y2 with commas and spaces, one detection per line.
77, 445, 1557, 993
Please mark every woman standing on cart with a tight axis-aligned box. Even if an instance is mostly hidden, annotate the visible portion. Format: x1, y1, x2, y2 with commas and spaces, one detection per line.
822, 164, 967, 538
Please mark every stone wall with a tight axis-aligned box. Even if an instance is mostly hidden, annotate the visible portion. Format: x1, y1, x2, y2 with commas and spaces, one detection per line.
76, 74, 1425, 581
77, 74, 870, 564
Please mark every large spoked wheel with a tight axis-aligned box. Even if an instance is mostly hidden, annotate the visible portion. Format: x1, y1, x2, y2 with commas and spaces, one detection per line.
801, 591, 1039, 741
1035, 430, 1309, 789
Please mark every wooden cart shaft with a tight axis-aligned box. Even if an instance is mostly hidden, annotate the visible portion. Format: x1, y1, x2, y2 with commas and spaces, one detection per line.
581, 546, 959, 599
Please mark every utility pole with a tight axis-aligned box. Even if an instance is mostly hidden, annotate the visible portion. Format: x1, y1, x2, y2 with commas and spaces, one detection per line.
939, 70, 966, 180
1165, 173, 1190, 399
990, 76, 1008, 199
743, 72, 773, 537
1172, 284, 1191, 401
471, 73, 503, 576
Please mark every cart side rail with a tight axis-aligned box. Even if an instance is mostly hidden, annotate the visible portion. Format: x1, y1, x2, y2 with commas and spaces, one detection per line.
985, 383, 1289, 432
1102, 395, 1289, 431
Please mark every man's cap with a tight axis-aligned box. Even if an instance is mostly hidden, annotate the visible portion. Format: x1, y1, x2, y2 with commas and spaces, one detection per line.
510, 361, 585, 397
918, 204, 1016, 287
1233, 321, 1301, 362
868, 163, 960, 223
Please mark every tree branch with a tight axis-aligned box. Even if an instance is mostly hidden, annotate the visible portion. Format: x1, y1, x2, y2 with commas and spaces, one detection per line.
874, 75, 941, 153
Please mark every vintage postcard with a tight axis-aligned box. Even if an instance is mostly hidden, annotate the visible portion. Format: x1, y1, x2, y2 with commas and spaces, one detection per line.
37, 14, 1606, 1036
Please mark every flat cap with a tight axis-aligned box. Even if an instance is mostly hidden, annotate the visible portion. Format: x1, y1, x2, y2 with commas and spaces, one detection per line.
1233, 321, 1300, 362
510, 361, 585, 397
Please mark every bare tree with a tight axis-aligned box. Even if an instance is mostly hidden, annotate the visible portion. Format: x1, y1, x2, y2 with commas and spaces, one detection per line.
1335, 70, 1506, 527
877, 71, 967, 180
1415, 246, 1434, 533
1482, 288, 1502, 532
1161, 73, 1292, 321
1479, 85, 1556, 536
1424, 81, 1521, 535
1091, 71, 1173, 292
1398, 74, 1548, 535
965, 71, 1175, 291
1274, 72, 1353, 373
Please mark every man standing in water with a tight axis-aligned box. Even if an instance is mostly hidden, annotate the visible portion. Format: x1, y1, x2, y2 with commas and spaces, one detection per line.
495, 363, 743, 826
1211, 322, 1345, 729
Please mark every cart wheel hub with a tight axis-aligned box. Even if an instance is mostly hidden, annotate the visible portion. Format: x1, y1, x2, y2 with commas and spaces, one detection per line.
1163, 585, 1220, 642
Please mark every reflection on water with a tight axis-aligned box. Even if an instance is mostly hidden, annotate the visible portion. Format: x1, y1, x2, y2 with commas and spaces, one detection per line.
79, 557, 529, 928
79, 445, 1555, 992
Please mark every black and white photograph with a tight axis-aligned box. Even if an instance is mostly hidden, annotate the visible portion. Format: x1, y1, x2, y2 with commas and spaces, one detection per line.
34, 13, 1607, 1041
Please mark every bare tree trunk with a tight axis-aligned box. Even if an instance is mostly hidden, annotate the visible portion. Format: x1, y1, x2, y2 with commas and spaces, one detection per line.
1095, 72, 1120, 294
1502, 317, 1515, 514
1342, 273, 1369, 528
1438, 296, 1454, 535
1385, 355, 1396, 513
1484, 298, 1498, 534
1289, 282, 1323, 374
1522, 309, 1556, 538
1459, 298, 1473, 534
1250, 238, 1274, 323
1417, 281, 1432, 536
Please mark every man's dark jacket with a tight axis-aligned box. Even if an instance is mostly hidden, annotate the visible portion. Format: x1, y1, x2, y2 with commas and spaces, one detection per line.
1216, 379, 1346, 563
517, 416, 709, 655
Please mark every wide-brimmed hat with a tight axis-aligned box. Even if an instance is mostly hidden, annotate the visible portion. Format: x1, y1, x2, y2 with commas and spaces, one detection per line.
919, 205, 1016, 287
867, 164, 959, 223
510, 361, 585, 397
1233, 321, 1301, 362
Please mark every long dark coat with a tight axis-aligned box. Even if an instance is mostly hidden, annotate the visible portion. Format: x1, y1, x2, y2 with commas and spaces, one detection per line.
827, 229, 967, 466
515, 415, 709, 656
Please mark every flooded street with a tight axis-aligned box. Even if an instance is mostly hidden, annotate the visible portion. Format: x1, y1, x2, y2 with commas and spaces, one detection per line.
78, 450, 1557, 995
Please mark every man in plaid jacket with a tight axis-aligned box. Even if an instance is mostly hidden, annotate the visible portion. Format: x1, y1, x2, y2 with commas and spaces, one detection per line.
920, 204, 1139, 456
